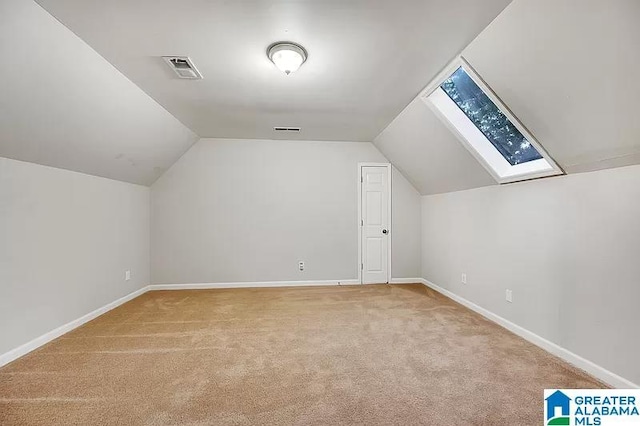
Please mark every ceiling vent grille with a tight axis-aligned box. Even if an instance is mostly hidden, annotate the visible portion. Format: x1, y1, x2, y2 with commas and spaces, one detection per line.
162, 56, 203, 79
273, 127, 301, 132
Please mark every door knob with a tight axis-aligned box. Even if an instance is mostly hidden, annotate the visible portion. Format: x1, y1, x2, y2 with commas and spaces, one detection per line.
382, 229, 388, 234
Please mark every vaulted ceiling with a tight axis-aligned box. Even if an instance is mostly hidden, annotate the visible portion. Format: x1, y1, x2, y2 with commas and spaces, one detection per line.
34, 0, 511, 142
0, 0, 197, 185
375, 0, 640, 194
2, 0, 639, 191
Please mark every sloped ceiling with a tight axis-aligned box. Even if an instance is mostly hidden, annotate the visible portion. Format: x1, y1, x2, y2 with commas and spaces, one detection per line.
34, 0, 511, 142
375, 0, 640, 195
374, 98, 495, 195
0, 0, 198, 185
4, 0, 638, 192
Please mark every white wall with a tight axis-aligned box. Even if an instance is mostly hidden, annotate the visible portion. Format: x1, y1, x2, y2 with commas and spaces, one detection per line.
421, 165, 640, 385
391, 164, 422, 280
151, 138, 421, 284
0, 157, 150, 356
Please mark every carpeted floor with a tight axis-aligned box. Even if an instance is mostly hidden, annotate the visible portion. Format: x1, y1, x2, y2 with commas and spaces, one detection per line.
0, 284, 605, 425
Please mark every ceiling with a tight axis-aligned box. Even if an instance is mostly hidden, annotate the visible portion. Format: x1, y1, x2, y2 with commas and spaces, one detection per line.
463, 0, 640, 176
35, 0, 512, 142
375, 0, 640, 195
7, 0, 635, 194
0, 0, 198, 185
375, 98, 495, 195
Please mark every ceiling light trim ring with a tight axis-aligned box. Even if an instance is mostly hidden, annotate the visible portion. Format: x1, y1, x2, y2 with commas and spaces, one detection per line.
267, 41, 308, 75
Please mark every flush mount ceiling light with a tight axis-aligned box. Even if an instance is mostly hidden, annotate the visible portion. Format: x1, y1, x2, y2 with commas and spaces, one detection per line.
267, 42, 308, 75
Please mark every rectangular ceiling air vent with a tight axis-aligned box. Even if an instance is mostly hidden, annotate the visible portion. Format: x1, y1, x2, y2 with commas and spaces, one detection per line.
273, 127, 301, 132
162, 56, 203, 79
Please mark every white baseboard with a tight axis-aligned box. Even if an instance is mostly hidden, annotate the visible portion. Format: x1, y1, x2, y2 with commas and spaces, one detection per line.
9, 277, 631, 389
389, 278, 423, 284
419, 278, 638, 389
148, 279, 361, 291
0, 286, 149, 368
1, 279, 364, 366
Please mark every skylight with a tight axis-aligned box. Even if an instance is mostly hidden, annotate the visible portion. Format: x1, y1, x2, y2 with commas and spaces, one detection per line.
423, 58, 562, 183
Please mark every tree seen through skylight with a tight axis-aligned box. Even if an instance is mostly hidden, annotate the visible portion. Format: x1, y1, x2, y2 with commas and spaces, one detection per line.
440, 67, 542, 165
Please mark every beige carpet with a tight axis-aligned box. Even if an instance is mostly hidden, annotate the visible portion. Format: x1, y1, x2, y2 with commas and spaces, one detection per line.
0, 284, 605, 425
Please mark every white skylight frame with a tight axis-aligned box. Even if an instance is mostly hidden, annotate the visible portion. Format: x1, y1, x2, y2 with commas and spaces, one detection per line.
421, 56, 563, 184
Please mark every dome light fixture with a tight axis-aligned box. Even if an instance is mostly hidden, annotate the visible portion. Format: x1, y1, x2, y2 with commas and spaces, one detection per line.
267, 42, 308, 75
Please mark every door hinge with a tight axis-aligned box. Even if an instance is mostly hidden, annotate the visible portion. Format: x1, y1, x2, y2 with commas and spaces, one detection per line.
361, 263, 363, 270
360, 175, 363, 183
361, 219, 363, 226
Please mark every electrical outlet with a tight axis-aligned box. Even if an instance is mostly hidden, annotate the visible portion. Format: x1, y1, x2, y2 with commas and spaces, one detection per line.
461, 273, 467, 284
125, 270, 131, 281
298, 261, 305, 271
506, 289, 513, 303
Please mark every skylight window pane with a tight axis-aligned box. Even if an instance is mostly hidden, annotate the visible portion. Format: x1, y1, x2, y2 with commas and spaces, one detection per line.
440, 67, 542, 166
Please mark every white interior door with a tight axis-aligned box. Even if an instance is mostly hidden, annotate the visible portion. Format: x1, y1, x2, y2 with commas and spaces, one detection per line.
360, 165, 390, 284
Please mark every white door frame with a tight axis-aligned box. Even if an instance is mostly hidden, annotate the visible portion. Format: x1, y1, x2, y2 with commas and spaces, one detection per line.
357, 162, 392, 284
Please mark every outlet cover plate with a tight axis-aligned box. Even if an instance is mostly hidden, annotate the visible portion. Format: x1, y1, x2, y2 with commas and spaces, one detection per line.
506, 289, 513, 303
